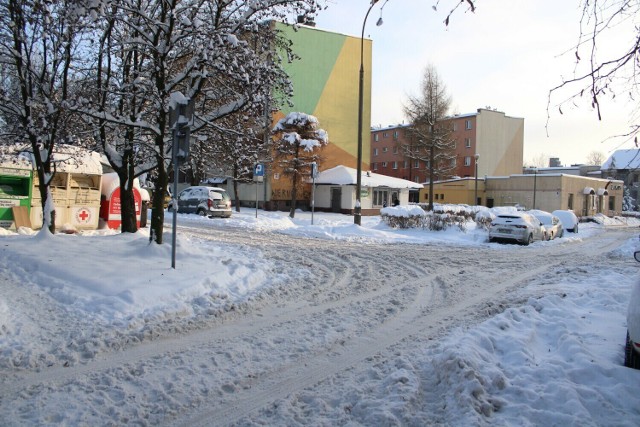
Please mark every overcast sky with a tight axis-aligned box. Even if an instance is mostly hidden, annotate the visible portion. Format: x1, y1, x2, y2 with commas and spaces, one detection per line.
314, 0, 638, 166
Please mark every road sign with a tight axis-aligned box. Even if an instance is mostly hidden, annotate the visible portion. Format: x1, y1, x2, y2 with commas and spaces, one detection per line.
254, 164, 264, 177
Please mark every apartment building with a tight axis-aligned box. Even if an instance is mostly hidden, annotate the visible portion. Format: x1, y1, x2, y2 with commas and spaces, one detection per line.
370, 108, 524, 185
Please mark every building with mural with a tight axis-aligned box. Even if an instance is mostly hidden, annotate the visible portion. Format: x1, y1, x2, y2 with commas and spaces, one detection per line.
233, 21, 372, 211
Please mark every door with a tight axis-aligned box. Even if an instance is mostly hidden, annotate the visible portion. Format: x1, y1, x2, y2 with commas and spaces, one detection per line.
331, 187, 341, 213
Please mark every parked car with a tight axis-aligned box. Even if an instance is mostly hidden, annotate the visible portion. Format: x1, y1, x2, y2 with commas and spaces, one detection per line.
488, 212, 546, 245
530, 210, 563, 240
625, 250, 640, 369
168, 186, 232, 218
552, 209, 579, 233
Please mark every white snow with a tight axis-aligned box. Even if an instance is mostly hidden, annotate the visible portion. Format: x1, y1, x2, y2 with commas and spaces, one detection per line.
1, 208, 640, 425
603, 149, 640, 170
316, 164, 423, 188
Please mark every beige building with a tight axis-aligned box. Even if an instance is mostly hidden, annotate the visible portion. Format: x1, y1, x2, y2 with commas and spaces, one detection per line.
421, 173, 623, 217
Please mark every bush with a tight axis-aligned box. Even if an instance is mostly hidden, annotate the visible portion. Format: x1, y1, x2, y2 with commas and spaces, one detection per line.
380, 205, 426, 229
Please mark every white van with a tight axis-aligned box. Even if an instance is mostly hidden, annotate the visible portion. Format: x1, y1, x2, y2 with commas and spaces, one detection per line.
169, 186, 232, 218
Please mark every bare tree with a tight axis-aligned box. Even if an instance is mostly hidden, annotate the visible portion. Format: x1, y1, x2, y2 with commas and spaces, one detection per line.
527, 153, 551, 168
0, 0, 92, 233
74, 1, 321, 242
272, 112, 328, 218
586, 150, 606, 166
548, 0, 640, 144
403, 65, 456, 211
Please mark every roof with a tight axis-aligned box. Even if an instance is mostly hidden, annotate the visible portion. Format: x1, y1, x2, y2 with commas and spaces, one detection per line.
315, 165, 423, 189
602, 149, 640, 170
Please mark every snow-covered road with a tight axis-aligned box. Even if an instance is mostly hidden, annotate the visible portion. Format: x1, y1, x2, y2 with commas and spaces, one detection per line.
1, 218, 636, 426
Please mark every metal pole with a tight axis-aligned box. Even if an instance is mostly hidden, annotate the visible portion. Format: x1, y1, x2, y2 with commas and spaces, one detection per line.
171, 131, 179, 269
355, 0, 379, 225
533, 168, 538, 209
474, 153, 479, 206
311, 176, 315, 225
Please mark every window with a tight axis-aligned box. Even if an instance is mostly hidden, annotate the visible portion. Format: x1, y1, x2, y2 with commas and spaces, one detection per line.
440, 193, 445, 200
383, 147, 388, 152
465, 119, 472, 130
393, 130, 399, 140
413, 160, 420, 169
424, 193, 429, 200
374, 134, 379, 142
373, 148, 378, 156
609, 196, 616, 211
372, 162, 378, 170
383, 132, 388, 138
414, 176, 420, 183
452, 122, 458, 131
568, 193, 574, 210
393, 146, 398, 154
382, 161, 387, 167
435, 194, 439, 200
403, 160, 408, 169
373, 189, 389, 207
392, 161, 398, 169
450, 158, 456, 167
465, 138, 471, 148
464, 156, 471, 166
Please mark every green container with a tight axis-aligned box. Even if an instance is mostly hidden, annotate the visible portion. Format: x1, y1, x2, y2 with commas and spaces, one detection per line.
0, 166, 33, 228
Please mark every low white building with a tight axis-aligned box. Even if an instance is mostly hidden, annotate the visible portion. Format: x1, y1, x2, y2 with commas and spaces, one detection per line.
313, 165, 423, 215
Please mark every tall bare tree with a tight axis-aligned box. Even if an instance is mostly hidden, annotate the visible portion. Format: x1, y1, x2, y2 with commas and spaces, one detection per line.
272, 112, 328, 218
403, 65, 456, 211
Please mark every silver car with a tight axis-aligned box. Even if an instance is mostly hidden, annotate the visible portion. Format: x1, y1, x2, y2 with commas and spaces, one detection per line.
488, 212, 546, 245
168, 186, 232, 218
530, 210, 563, 240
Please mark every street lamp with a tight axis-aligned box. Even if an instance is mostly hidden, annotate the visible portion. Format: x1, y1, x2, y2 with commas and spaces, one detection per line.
532, 167, 538, 209
355, 0, 383, 225
474, 153, 480, 206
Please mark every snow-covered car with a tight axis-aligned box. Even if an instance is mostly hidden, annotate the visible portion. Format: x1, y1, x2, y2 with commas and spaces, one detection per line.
626, 251, 640, 369
552, 209, 579, 233
530, 210, 563, 240
168, 186, 232, 218
488, 212, 546, 245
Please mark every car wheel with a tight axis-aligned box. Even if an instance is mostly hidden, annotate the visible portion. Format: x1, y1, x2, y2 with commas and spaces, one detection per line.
197, 208, 206, 216
625, 331, 640, 369
525, 233, 533, 245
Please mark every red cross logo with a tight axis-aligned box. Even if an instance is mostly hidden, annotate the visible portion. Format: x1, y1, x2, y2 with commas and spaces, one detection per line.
76, 208, 91, 223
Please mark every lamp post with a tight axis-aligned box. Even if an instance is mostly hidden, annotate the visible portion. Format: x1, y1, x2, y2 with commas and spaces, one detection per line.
532, 167, 538, 209
474, 153, 480, 206
355, 0, 383, 225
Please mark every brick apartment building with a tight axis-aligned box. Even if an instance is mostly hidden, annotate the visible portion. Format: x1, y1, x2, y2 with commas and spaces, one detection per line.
370, 108, 524, 190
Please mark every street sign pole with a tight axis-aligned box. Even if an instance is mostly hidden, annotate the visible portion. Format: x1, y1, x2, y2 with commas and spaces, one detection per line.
169, 92, 193, 269
311, 162, 318, 225
254, 163, 264, 218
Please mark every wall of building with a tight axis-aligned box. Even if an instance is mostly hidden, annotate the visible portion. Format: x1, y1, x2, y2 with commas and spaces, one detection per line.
370, 109, 524, 184
263, 23, 372, 206
484, 174, 622, 216
475, 109, 524, 177
419, 178, 485, 206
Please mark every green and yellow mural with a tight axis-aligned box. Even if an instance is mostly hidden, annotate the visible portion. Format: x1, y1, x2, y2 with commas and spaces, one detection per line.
274, 22, 372, 172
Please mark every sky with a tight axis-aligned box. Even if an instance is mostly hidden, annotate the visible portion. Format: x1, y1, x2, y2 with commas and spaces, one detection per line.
313, 0, 639, 167
1, 208, 640, 425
